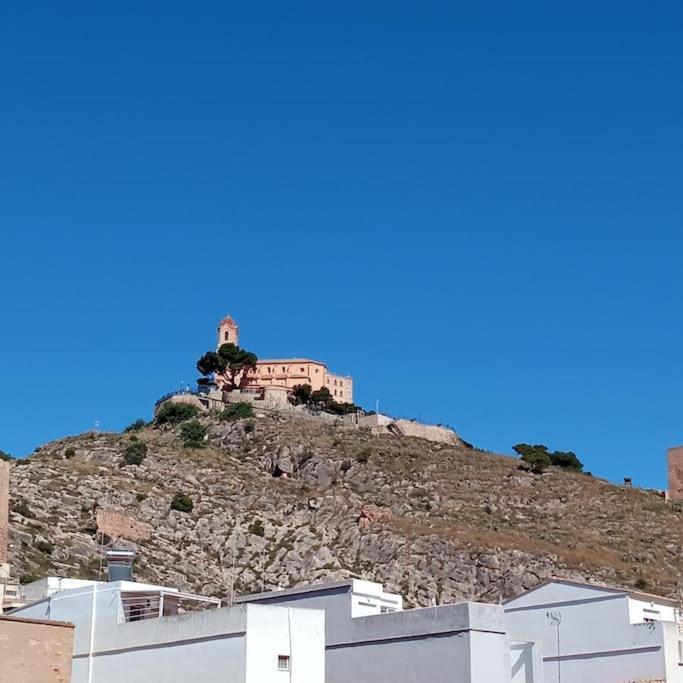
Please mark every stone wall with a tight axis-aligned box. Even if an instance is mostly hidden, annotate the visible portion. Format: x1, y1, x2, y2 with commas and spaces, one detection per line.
96, 507, 152, 542
0, 615, 74, 683
388, 420, 461, 446
667, 446, 683, 502
0, 460, 8, 568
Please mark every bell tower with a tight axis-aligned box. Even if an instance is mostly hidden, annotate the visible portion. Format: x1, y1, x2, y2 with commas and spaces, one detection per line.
217, 315, 239, 348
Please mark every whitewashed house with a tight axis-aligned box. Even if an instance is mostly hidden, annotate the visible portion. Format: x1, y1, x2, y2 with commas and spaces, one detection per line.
237, 578, 543, 683
10, 552, 325, 683
504, 579, 683, 683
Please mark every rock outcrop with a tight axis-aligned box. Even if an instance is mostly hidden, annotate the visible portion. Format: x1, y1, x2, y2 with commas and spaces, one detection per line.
6, 412, 681, 607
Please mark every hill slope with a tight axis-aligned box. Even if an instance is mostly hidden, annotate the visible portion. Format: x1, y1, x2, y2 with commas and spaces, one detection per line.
7, 411, 681, 606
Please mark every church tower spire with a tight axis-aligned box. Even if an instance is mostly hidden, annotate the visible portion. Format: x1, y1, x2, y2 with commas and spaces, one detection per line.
217, 315, 239, 348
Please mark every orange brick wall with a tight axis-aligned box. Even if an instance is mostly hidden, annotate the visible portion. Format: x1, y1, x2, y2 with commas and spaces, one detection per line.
96, 507, 152, 542
668, 446, 683, 502
0, 616, 74, 683
0, 461, 9, 565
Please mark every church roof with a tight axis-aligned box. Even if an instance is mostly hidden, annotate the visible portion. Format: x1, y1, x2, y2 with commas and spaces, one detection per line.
218, 315, 238, 328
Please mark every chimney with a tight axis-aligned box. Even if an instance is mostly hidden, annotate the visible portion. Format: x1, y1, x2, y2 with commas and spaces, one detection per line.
106, 549, 135, 582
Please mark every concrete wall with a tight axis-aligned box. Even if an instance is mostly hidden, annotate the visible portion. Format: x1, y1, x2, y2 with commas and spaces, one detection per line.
246, 604, 325, 683
0, 615, 74, 683
505, 582, 680, 682
668, 446, 683, 502
390, 420, 460, 445
14, 582, 324, 683
239, 581, 518, 683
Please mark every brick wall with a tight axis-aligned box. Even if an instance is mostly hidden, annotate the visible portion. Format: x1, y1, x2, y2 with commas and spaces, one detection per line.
0, 460, 9, 565
0, 616, 74, 683
96, 507, 152, 542
667, 446, 683, 502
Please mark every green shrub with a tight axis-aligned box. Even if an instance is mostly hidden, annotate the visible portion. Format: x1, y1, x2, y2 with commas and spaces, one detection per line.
521, 450, 550, 474
513, 443, 583, 473
549, 451, 584, 471
219, 402, 254, 421
123, 418, 147, 433
633, 577, 649, 591
0, 450, 12, 462
180, 420, 207, 447
64, 447, 76, 459
249, 519, 265, 537
356, 448, 371, 464
20, 572, 40, 584
155, 401, 200, 426
123, 441, 148, 466
136, 492, 147, 502
170, 492, 193, 513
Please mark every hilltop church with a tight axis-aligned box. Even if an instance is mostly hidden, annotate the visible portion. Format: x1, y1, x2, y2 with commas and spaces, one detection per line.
217, 316, 353, 403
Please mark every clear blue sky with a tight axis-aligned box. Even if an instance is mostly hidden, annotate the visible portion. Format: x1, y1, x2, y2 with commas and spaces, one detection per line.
1, 3, 682, 489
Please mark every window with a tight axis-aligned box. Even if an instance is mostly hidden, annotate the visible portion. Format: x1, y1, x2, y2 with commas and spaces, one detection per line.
224, 331, 229, 341
315, 368, 319, 374
380, 606, 396, 614
300, 367, 305, 373
282, 366, 286, 373
278, 655, 290, 672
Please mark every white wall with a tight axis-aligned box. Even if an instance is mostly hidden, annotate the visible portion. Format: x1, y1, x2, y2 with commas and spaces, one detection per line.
13, 583, 325, 683
505, 582, 676, 682
628, 596, 679, 624
246, 604, 324, 683
510, 640, 543, 683
240, 584, 518, 683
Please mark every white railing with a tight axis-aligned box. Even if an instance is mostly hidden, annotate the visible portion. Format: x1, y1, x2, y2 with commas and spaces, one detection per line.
119, 590, 221, 624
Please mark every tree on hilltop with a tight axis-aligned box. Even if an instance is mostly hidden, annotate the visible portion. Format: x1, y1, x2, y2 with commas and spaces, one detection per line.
290, 384, 313, 405
513, 443, 584, 473
196, 343, 258, 391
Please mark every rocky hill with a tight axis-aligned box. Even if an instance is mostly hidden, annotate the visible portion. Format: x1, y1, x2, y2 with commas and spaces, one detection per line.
7, 410, 681, 606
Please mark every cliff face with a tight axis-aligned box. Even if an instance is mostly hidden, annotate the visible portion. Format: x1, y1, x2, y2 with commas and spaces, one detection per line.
7, 412, 681, 606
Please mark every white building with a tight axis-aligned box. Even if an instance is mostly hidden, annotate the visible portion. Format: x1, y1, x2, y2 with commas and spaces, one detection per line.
504, 579, 683, 683
237, 578, 543, 683
10, 568, 325, 683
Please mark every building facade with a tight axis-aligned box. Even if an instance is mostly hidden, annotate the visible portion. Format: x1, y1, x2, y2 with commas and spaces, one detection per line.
668, 445, 683, 502
11, 576, 325, 683
0, 614, 74, 683
217, 316, 353, 403
504, 579, 683, 683
237, 578, 541, 683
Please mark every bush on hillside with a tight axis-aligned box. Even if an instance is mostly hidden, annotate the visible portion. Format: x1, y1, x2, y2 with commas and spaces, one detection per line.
64, 447, 76, 459
179, 420, 207, 448
124, 418, 147, 433
123, 441, 148, 466
249, 519, 265, 537
170, 492, 193, 513
521, 450, 551, 474
549, 451, 584, 472
0, 450, 13, 462
219, 402, 254, 421
155, 401, 200, 426
513, 443, 583, 474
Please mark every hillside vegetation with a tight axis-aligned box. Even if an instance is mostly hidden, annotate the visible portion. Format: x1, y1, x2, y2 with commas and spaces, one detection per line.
8, 411, 681, 606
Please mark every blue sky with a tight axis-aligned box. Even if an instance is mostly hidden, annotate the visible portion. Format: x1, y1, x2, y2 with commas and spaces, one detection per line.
1, 3, 682, 488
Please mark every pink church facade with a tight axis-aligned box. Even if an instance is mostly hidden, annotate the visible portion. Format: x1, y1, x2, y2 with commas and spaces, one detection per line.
217, 316, 353, 403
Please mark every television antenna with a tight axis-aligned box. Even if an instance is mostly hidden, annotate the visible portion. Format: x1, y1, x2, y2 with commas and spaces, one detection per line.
546, 611, 562, 683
